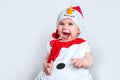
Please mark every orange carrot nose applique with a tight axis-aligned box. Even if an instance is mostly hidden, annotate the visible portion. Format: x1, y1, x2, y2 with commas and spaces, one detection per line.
67, 6, 73, 14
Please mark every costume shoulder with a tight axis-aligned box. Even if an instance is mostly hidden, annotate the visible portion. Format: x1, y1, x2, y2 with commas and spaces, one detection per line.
81, 40, 92, 52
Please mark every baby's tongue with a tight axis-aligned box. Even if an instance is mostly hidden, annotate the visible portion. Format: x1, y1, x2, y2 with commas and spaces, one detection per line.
63, 33, 70, 39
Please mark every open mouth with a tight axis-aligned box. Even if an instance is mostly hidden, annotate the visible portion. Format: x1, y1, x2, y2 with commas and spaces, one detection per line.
62, 31, 70, 39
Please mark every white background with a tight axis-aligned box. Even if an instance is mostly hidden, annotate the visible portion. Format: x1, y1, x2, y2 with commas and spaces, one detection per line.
0, 0, 120, 80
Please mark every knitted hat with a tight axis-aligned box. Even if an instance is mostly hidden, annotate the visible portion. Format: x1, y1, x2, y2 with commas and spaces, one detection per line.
52, 6, 85, 39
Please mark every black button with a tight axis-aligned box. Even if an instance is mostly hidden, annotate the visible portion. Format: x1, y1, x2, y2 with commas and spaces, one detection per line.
56, 63, 65, 69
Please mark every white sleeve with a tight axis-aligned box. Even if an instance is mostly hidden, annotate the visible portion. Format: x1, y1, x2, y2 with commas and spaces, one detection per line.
47, 42, 52, 54
83, 41, 92, 52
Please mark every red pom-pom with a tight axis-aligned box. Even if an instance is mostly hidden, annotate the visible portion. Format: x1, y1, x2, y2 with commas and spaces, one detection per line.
52, 32, 59, 39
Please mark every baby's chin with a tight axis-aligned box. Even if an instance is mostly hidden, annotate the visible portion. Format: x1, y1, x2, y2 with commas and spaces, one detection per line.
61, 39, 71, 42
60, 37, 76, 42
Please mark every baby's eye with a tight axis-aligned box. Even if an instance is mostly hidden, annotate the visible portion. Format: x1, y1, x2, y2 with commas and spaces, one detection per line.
59, 23, 64, 25
69, 23, 73, 25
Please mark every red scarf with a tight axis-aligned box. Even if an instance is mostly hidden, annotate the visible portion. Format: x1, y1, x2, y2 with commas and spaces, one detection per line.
47, 38, 85, 63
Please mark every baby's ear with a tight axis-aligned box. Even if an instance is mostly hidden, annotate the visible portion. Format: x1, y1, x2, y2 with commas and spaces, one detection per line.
78, 29, 80, 34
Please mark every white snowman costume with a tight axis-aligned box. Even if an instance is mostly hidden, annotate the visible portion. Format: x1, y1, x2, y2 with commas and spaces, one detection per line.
35, 38, 93, 80
35, 6, 93, 80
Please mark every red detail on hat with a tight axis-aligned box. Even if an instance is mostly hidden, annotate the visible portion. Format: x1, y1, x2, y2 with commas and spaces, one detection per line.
52, 30, 59, 39
73, 6, 84, 18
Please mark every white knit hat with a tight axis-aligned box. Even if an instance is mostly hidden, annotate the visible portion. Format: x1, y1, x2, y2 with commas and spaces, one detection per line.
52, 6, 85, 39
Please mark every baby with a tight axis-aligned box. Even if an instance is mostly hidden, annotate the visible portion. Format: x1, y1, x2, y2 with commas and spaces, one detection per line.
35, 6, 93, 80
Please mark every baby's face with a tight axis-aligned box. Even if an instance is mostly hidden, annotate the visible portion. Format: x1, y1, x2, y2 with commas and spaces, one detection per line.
57, 18, 80, 42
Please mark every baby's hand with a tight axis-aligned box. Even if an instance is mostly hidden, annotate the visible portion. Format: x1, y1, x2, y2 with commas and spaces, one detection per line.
71, 58, 85, 68
44, 60, 53, 75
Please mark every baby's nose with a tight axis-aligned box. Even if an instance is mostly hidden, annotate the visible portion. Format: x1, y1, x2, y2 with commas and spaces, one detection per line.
63, 24, 69, 29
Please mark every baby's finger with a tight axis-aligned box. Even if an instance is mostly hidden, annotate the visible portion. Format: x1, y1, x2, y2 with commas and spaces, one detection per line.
50, 60, 54, 65
47, 64, 50, 68
71, 58, 77, 64
49, 60, 53, 68
74, 62, 80, 67
77, 63, 83, 68
46, 68, 51, 75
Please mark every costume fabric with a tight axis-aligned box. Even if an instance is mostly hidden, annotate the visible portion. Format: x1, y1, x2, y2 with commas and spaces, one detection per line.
35, 38, 93, 80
